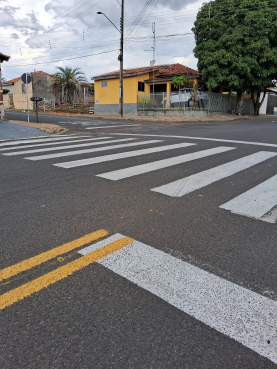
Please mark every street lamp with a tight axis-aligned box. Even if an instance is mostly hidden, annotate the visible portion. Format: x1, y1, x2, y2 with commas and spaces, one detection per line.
97, 3, 124, 117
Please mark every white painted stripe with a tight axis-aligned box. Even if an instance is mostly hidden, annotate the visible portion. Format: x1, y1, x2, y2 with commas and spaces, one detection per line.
152, 151, 277, 197
4, 138, 137, 156
97, 146, 236, 181
54, 142, 196, 169
25, 140, 163, 161
85, 125, 137, 130
111, 133, 277, 148
78, 233, 125, 256
220, 174, 277, 223
98, 238, 277, 364
0, 135, 85, 147
0, 137, 112, 152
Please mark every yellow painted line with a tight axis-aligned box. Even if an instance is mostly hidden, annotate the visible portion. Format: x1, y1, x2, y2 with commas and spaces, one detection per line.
0, 230, 108, 283
0, 236, 133, 310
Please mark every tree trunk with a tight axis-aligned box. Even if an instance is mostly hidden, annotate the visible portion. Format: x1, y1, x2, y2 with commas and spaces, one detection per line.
251, 90, 266, 116
234, 89, 244, 115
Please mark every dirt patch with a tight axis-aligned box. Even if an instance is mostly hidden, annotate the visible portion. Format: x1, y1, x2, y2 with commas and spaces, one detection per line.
8, 120, 67, 134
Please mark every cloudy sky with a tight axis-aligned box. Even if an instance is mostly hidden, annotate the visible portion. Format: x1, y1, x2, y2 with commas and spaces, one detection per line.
0, 0, 204, 82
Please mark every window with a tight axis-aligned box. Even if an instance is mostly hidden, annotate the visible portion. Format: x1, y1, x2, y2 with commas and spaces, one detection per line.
138, 82, 145, 92
101, 81, 108, 88
21, 83, 26, 93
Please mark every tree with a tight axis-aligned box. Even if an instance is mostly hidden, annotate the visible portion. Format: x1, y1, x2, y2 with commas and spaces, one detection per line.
3, 89, 9, 94
192, 0, 277, 115
51, 66, 87, 104
172, 76, 193, 107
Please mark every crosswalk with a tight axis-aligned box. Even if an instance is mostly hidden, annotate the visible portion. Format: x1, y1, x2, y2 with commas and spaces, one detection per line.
58, 120, 138, 130
2, 134, 277, 223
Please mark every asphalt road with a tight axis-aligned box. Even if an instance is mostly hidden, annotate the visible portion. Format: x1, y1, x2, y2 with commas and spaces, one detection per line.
1, 114, 277, 368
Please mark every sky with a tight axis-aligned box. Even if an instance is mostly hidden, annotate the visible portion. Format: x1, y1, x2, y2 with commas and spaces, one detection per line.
0, 0, 205, 82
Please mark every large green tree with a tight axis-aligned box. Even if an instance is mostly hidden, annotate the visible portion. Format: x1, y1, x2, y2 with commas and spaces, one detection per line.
51, 66, 87, 104
192, 0, 277, 115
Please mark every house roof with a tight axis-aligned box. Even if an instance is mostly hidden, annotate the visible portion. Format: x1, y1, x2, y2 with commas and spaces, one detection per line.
157, 63, 199, 77
94, 65, 168, 80
0, 52, 10, 62
94, 63, 199, 81
3, 71, 50, 85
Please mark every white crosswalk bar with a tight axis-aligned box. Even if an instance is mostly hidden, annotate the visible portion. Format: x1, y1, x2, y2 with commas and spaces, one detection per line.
97, 146, 236, 181
54, 142, 196, 168
3, 138, 137, 156
78, 235, 277, 364
0, 135, 85, 147
85, 125, 136, 129
220, 174, 277, 223
152, 151, 277, 197
0, 137, 112, 152
25, 140, 163, 161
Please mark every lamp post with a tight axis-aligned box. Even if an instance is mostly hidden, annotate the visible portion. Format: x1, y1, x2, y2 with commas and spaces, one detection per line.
97, 2, 124, 117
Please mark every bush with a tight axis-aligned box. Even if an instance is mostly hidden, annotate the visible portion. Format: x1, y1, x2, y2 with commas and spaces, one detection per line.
3, 89, 10, 94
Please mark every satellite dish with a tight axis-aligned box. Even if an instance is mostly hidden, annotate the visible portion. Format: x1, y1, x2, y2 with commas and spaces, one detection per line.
150, 60, 156, 66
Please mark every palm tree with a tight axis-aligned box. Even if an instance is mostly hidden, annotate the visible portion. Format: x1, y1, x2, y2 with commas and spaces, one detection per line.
51, 66, 87, 104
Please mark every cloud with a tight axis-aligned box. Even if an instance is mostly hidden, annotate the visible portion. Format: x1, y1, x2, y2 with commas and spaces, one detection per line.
1, 0, 201, 82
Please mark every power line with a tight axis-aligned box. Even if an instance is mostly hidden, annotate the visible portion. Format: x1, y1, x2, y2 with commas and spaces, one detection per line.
4, 49, 119, 68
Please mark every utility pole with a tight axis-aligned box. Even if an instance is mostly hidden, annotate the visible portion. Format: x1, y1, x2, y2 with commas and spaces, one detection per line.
152, 22, 155, 105
26, 72, 29, 123
97, 2, 124, 116
119, 0, 124, 117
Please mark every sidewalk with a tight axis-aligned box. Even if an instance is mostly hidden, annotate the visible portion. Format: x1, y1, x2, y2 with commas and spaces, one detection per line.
0, 120, 51, 140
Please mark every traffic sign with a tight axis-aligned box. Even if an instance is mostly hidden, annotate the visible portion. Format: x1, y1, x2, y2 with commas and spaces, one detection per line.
21, 73, 31, 84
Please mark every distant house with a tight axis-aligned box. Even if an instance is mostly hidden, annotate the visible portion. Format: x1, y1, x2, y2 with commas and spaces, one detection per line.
93, 63, 203, 116
3, 71, 52, 110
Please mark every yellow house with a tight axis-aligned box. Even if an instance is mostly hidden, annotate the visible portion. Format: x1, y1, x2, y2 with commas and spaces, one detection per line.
93, 63, 201, 116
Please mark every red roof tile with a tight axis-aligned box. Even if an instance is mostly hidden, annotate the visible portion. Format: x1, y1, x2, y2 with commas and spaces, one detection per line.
94, 63, 199, 80
157, 63, 199, 77
94, 65, 168, 79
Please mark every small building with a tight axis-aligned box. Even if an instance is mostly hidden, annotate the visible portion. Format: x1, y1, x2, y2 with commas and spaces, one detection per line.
93, 63, 202, 116
3, 71, 52, 110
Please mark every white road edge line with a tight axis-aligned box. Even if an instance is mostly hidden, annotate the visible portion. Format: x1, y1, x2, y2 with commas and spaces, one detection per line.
85, 125, 137, 129
110, 133, 277, 148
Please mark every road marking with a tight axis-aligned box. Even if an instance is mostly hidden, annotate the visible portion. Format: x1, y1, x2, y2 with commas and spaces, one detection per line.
220, 174, 277, 223
54, 142, 196, 169
111, 133, 277, 148
96, 237, 277, 364
25, 140, 163, 161
0, 135, 85, 147
3, 138, 137, 156
0, 137, 112, 152
79, 233, 125, 255
85, 125, 137, 129
0, 230, 108, 283
97, 146, 236, 181
0, 236, 133, 310
152, 151, 277, 197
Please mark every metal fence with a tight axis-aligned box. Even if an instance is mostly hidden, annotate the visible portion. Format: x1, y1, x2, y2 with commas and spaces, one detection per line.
137, 90, 254, 115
